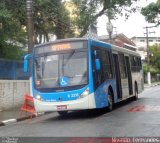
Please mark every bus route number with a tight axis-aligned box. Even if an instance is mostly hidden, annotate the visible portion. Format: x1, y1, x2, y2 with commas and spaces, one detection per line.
68, 93, 79, 98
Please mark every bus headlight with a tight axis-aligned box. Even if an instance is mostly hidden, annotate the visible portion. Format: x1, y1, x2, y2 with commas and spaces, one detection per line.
79, 88, 89, 99
36, 95, 41, 101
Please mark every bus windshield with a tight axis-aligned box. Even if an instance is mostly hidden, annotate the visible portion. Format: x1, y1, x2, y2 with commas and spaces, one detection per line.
34, 50, 88, 90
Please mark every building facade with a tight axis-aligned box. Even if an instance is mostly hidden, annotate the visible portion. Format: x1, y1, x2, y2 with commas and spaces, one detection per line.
98, 33, 138, 51
131, 36, 160, 60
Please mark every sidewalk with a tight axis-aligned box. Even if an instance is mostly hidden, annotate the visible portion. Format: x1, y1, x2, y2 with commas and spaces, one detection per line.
144, 82, 160, 88
0, 106, 36, 127
0, 82, 160, 127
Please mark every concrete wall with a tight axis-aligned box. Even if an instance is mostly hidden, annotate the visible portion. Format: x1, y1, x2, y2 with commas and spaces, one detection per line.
0, 80, 30, 111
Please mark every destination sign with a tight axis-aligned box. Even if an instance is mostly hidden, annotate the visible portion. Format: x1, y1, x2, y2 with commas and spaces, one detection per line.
52, 43, 71, 51
35, 41, 86, 54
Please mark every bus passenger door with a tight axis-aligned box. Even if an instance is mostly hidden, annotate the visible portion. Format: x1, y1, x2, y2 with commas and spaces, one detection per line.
125, 56, 133, 95
113, 54, 122, 99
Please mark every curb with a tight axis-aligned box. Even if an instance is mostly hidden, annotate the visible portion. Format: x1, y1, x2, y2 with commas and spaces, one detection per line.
144, 83, 160, 88
0, 119, 17, 127
0, 112, 46, 127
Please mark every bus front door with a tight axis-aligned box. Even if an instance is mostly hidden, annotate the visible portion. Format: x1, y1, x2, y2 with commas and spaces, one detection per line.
125, 56, 133, 95
113, 54, 122, 99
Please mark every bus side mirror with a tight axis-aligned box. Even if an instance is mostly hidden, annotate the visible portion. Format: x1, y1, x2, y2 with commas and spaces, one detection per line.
24, 59, 28, 73
95, 58, 101, 71
24, 54, 33, 73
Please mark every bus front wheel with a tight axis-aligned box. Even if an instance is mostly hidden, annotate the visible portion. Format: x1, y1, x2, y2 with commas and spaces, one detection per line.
108, 90, 114, 111
134, 83, 138, 100
58, 111, 68, 116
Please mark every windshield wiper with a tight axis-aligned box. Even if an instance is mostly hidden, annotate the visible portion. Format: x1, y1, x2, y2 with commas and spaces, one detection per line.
62, 50, 75, 75
63, 50, 75, 66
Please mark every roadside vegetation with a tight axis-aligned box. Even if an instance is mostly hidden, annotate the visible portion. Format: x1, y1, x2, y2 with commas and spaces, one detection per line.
141, 0, 160, 75
1, 0, 159, 60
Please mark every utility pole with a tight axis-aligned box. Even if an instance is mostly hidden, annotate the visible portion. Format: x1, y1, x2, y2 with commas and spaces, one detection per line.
26, 0, 34, 85
0, 23, 2, 29
144, 25, 156, 85
107, 0, 113, 43
26, 0, 34, 54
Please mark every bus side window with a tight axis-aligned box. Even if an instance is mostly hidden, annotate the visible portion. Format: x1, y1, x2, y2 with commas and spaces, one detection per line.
95, 49, 103, 85
92, 48, 99, 88
99, 49, 113, 80
105, 50, 113, 79
92, 47, 114, 89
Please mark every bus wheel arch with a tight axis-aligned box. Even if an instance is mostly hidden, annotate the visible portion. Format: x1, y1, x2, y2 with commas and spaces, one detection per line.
134, 81, 138, 100
107, 86, 114, 111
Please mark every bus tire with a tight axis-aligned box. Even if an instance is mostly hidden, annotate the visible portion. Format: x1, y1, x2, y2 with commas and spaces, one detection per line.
58, 111, 68, 116
134, 82, 138, 100
108, 89, 114, 111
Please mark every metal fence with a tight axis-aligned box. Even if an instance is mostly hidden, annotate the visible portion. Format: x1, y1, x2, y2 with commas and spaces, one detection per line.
0, 59, 29, 80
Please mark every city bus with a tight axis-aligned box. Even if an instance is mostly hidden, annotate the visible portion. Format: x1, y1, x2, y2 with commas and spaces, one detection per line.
24, 38, 144, 115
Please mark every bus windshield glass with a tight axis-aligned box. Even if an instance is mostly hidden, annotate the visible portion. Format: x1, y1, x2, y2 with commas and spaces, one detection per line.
34, 50, 88, 90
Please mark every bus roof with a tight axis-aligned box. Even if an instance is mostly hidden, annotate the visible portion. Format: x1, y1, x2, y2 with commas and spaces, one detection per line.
34, 38, 88, 48
90, 38, 141, 57
34, 38, 140, 57
112, 45, 141, 57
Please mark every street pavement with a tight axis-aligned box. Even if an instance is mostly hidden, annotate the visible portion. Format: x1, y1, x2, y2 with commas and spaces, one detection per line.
0, 82, 159, 124
0, 85, 160, 138
0, 106, 36, 127
0, 107, 21, 122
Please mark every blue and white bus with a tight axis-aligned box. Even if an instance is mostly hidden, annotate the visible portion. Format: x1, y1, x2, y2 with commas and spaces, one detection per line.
24, 38, 144, 115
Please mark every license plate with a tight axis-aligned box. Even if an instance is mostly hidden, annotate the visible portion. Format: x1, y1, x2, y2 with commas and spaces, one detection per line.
57, 105, 67, 110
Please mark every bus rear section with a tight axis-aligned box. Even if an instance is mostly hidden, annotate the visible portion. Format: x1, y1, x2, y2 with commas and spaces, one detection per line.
31, 39, 96, 113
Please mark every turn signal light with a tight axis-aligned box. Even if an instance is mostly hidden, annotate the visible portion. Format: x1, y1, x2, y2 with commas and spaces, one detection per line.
79, 88, 89, 99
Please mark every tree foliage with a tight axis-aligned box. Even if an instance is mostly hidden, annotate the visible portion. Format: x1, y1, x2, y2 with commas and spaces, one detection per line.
143, 44, 160, 74
150, 44, 160, 72
33, 0, 74, 43
0, 0, 27, 60
141, 0, 160, 25
1, 0, 141, 60
0, 0, 74, 60
72, 0, 139, 37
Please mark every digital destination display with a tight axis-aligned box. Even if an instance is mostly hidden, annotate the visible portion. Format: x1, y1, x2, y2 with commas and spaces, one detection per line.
52, 43, 71, 51
35, 41, 86, 54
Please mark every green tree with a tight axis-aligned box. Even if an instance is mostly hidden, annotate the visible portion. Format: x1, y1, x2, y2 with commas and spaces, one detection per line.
0, 0, 27, 60
72, 0, 139, 37
150, 44, 160, 72
143, 44, 160, 74
0, 0, 74, 60
141, 0, 160, 25
33, 0, 74, 43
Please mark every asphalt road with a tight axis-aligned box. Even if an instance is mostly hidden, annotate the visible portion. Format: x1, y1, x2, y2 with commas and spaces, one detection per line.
0, 85, 160, 138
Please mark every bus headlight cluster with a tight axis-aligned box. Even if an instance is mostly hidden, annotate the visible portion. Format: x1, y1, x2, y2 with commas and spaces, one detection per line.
36, 94, 42, 101
79, 88, 89, 99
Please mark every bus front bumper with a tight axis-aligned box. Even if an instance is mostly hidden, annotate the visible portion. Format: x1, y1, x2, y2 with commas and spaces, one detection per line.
34, 93, 96, 112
